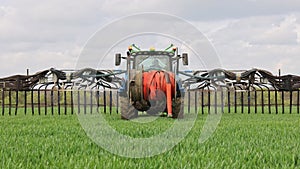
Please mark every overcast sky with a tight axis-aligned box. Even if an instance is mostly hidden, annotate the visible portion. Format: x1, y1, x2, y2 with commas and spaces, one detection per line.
1, 0, 300, 76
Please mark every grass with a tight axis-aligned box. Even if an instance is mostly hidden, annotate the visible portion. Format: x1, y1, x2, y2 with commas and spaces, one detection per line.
0, 109, 300, 168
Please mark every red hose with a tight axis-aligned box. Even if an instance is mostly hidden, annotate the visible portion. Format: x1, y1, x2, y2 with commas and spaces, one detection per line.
166, 83, 172, 116
143, 70, 175, 115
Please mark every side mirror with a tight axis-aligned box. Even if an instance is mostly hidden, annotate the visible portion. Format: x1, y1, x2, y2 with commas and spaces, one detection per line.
115, 53, 121, 66
182, 53, 188, 65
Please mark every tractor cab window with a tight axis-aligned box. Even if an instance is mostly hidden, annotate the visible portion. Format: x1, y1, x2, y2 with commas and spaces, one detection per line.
135, 55, 170, 71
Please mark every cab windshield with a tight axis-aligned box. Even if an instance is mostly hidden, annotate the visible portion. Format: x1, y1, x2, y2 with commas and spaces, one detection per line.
135, 55, 171, 71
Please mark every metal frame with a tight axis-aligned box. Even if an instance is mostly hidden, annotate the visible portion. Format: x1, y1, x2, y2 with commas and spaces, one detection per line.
1, 68, 300, 115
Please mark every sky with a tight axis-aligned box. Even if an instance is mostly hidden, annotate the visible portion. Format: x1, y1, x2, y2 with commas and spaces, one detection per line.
0, 0, 300, 76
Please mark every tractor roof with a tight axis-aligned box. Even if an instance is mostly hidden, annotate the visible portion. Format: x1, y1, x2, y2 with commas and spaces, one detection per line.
130, 50, 175, 57
128, 44, 176, 57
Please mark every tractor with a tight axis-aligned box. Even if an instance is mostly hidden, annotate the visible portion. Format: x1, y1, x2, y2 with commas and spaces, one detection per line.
115, 44, 188, 119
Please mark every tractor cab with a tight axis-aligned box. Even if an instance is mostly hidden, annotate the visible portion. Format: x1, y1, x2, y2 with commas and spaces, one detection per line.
115, 44, 188, 74
134, 51, 172, 72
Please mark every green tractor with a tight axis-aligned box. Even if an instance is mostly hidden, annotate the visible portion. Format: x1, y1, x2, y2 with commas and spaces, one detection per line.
115, 44, 188, 119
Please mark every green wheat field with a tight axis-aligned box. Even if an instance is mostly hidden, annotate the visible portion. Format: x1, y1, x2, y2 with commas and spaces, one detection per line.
0, 107, 299, 169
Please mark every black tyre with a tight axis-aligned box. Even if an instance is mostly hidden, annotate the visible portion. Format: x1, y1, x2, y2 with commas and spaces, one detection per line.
146, 99, 166, 115
120, 96, 138, 120
172, 97, 184, 118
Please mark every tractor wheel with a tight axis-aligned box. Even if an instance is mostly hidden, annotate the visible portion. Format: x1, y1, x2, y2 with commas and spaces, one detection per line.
131, 72, 142, 102
172, 97, 184, 118
120, 96, 138, 120
146, 99, 166, 115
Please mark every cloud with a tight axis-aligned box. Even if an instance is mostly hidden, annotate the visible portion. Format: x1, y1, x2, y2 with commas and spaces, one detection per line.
196, 13, 300, 74
0, 45, 80, 76
98, 0, 300, 21
0, 1, 105, 76
253, 14, 299, 45
1, 0, 300, 77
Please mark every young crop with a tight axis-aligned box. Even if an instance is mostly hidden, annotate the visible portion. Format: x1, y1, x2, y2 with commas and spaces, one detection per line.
0, 111, 299, 168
